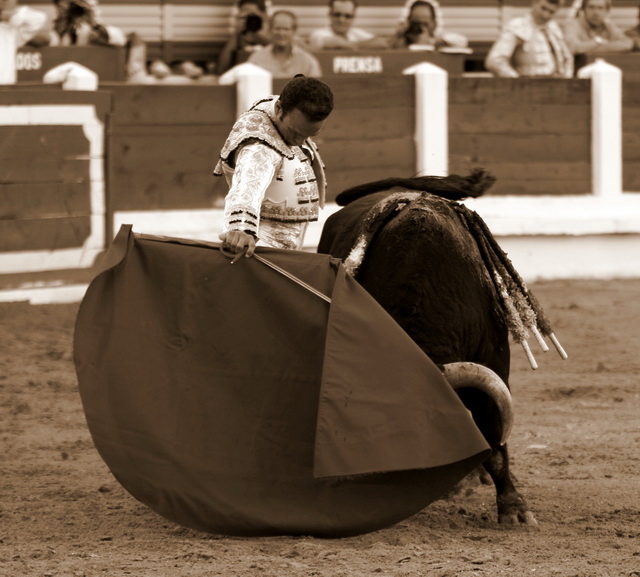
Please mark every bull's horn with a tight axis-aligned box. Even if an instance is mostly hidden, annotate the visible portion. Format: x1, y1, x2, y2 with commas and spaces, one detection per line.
442, 362, 513, 446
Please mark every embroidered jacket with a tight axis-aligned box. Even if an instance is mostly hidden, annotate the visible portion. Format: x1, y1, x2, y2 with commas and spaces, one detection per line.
485, 13, 573, 78
214, 96, 327, 250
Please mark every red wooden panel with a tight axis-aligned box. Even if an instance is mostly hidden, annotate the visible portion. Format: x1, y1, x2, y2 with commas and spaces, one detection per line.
623, 113, 640, 191
107, 85, 236, 126
322, 106, 413, 141
448, 158, 591, 195
0, 157, 91, 184
447, 159, 591, 196
449, 78, 591, 106
623, 125, 640, 160
0, 182, 90, 219
449, 104, 590, 134
0, 126, 89, 158
108, 126, 230, 211
0, 217, 91, 252
323, 75, 415, 109
621, 77, 639, 192
323, 138, 414, 171
450, 133, 590, 163
623, 78, 640, 106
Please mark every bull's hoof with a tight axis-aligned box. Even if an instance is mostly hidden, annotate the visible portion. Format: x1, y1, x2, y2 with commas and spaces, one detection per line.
499, 509, 538, 527
497, 495, 539, 527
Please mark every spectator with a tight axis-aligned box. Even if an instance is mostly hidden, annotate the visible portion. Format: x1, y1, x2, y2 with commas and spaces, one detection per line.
308, 0, 386, 51
624, 3, 640, 50
49, 0, 202, 82
249, 11, 323, 78
49, 0, 143, 78
216, 0, 271, 75
389, 0, 468, 50
1, 0, 49, 84
50, 0, 126, 47
485, 0, 574, 78
562, 0, 633, 54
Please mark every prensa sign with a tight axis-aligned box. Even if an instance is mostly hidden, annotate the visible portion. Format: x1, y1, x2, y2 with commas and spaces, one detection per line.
313, 50, 464, 76
332, 56, 384, 74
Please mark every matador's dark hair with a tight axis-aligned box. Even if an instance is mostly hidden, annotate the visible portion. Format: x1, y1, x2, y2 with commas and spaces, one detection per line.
279, 75, 334, 122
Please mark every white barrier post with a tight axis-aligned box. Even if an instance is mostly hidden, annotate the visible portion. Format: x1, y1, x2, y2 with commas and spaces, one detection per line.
403, 61, 448, 177
218, 63, 273, 118
577, 58, 623, 198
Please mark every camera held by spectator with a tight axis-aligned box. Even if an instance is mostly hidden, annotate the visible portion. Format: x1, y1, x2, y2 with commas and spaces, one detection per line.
216, 0, 271, 75
390, 0, 468, 50
243, 13, 263, 34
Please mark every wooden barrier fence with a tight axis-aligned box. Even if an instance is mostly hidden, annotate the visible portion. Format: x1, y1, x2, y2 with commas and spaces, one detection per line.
1, 59, 640, 284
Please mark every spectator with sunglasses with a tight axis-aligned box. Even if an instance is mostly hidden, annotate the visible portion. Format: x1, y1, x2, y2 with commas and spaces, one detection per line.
390, 0, 468, 50
308, 0, 386, 51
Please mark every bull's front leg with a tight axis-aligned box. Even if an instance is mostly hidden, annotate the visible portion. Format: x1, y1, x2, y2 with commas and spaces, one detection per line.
483, 444, 538, 526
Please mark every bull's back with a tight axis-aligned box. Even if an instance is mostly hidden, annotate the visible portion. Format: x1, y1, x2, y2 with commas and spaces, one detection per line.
319, 192, 510, 382
318, 192, 392, 259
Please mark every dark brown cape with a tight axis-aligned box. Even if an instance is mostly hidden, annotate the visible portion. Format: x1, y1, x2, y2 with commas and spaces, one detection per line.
74, 225, 490, 537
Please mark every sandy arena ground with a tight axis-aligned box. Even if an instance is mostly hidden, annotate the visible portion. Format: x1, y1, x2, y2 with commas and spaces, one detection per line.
1, 278, 639, 577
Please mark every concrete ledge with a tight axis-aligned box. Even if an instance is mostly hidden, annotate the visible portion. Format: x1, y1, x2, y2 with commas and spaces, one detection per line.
2, 193, 640, 303
461, 194, 640, 236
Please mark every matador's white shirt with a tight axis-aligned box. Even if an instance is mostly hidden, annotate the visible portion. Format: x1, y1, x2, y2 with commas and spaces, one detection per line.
214, 96, 327, 251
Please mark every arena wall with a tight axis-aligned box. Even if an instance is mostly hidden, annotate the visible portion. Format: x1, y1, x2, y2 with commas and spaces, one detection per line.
1, 53, 640, 298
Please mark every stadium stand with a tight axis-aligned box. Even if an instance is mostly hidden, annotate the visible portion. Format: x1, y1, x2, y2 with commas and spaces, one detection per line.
24, 0, 640, 72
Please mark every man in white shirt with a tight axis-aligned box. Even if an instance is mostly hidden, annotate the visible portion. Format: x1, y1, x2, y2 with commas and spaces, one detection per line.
485, 0, 574, 78
308, 0, 386, 51
0, 0, 48, 84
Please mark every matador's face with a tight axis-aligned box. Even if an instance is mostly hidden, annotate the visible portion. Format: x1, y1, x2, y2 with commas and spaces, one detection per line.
274, 102, 325, 147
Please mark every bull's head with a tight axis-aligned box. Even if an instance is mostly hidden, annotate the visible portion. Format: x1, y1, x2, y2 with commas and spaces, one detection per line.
443, 362, 513, 447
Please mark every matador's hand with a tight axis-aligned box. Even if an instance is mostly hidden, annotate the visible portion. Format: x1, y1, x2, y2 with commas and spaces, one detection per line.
219, 231, 256, 258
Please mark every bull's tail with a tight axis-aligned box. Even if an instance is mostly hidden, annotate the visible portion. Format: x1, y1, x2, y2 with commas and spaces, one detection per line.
335, 167, 496, 207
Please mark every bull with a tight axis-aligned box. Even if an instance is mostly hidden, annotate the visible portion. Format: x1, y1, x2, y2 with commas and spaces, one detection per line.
318, 170, 564, 527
